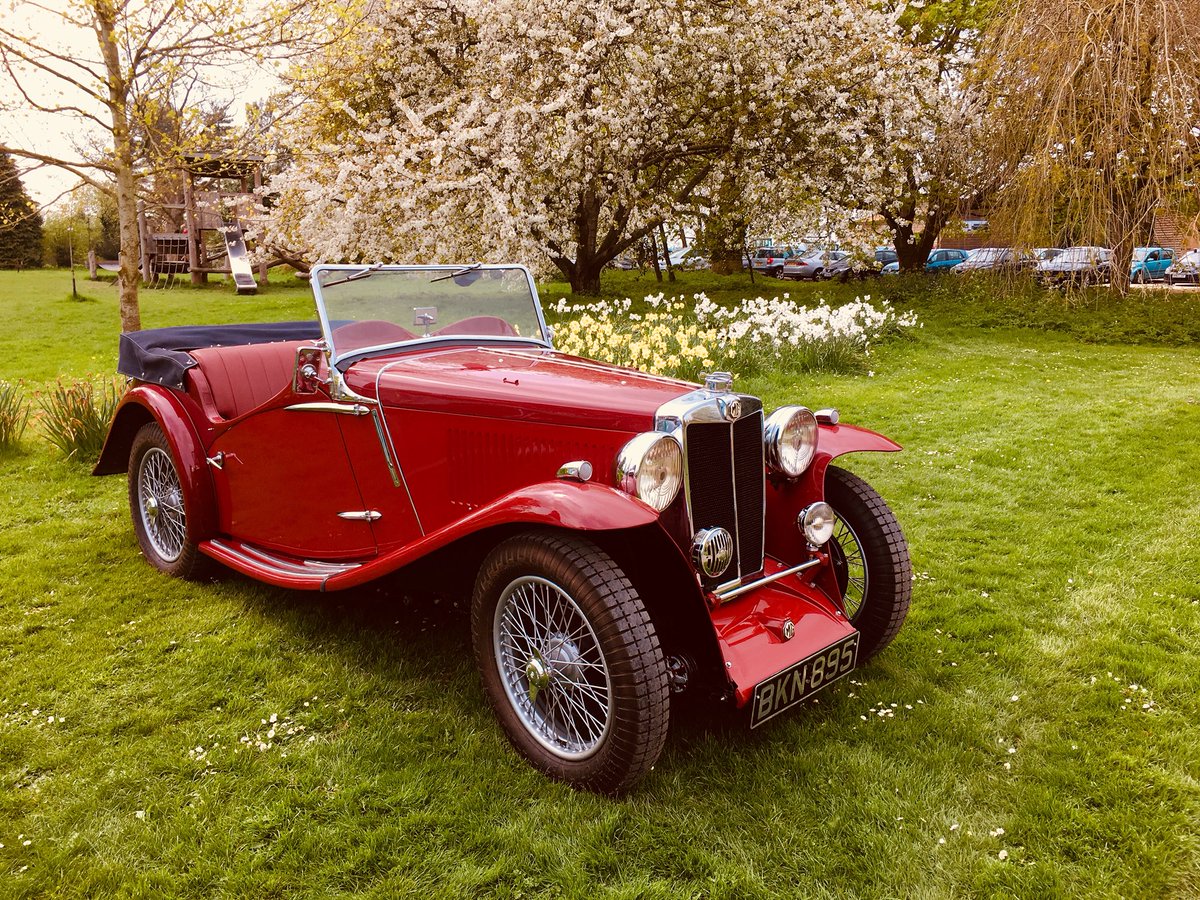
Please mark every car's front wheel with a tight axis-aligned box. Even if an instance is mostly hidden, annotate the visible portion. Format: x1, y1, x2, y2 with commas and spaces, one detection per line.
824, 465, 912, 660
128, 422, 210, 579
471, 532, 669, 795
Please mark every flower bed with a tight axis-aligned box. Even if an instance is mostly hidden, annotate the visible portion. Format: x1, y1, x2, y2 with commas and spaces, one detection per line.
548, 292, 919, 380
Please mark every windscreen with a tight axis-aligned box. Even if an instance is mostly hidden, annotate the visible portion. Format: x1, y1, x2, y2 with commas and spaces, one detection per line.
312, 265, 548, 364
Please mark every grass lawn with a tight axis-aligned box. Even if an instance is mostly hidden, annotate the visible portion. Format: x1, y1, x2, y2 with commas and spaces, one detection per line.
1, 268, 1199, 897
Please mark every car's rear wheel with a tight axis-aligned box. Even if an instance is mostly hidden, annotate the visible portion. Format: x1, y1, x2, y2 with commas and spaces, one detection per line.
811, 267, 823, 280
770, 265, 783, 277
1133, 269, 1148, 284
824, 465, 911, 660
471, 531, 669, 795
128, 422, 210, 579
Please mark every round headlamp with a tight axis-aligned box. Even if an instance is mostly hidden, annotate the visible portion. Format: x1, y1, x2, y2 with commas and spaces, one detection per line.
764, 406, 818, 477
616, 432, 682, 512
798, 501, 836, 546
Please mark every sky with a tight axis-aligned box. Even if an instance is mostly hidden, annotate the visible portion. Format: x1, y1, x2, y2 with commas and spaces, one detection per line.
0, 1, 279, 209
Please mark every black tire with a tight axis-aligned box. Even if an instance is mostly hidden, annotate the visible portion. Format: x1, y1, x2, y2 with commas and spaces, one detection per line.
824, 465, 911, 660
471, 531, 669, 795
128, 422, 211, 579
770, 266, 783, 278
811, 267, 823, 280
1133, 269, 1147, 284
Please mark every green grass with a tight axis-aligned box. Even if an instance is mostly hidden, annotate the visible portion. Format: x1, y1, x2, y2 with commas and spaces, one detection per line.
2, 269, 1199, 897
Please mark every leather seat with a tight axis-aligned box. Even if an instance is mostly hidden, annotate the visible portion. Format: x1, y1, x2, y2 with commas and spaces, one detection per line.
187, 340, 304, 420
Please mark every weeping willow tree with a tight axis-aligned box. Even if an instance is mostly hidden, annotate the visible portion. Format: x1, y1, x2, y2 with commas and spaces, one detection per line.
978, 0, 1200, 293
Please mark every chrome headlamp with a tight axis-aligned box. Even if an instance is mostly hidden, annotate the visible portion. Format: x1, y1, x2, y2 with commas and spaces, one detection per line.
797, 502, 836, 545
615, 432, 682, 512
764, 406, 818, 477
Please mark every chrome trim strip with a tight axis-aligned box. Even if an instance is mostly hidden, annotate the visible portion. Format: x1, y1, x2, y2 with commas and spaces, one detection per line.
373, 361, 425, 535
285, 402, 371, 416
713, 558, 823, 602
369, 407, 404, 491
337, 510, 383, 521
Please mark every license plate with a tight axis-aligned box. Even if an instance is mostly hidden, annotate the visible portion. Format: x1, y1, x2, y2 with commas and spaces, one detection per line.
750, 632, 859, 728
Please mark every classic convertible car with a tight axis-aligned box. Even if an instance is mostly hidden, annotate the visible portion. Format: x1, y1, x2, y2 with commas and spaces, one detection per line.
94, 264, 911, 795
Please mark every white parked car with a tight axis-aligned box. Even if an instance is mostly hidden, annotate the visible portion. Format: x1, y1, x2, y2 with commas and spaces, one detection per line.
782, 250, 851, 280
1165, 248, 1200, 285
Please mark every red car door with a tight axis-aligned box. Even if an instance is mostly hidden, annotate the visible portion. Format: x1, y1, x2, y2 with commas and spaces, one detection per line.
208, 400, 379, 560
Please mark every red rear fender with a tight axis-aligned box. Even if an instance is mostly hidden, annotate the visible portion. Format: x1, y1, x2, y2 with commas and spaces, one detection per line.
92, 385, 218, 541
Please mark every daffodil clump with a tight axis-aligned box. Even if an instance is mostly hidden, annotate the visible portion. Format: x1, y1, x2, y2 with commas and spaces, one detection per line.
549, 296, 722, 382
548, 292, 918, 379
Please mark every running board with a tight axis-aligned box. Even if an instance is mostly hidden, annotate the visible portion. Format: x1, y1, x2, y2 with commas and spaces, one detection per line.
201, 538, 364, 591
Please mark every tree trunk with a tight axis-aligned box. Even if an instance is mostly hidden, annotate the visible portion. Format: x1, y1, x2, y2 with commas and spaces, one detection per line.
650, 230, 663, 282
96, 5, 142, 332
706, 218, 748, 274
658, 223, 675, 282
568, 262, 604, 295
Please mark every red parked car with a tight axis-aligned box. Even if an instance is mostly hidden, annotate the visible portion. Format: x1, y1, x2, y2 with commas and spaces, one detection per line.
94, 264, 911, 795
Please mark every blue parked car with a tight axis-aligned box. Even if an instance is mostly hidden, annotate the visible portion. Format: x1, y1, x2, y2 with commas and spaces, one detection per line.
1130, 247, 1174, 283
926, 248, 970, 272
880, 248, 969, 275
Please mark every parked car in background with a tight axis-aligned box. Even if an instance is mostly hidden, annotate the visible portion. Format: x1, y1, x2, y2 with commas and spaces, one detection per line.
782, 249, 852, 280
661, 247, 708, 271
1165, 248, 1200, 284
1033, 248, 1063, 262
1130, 247, 1174, 283
951, 247, 1032, 275
925, 249, 970, 273
749, 247, 797, 277
92, 262, 912, 795
882, 249, 971, 276
1036, 246, 1113, 286
874, 248, 897, 269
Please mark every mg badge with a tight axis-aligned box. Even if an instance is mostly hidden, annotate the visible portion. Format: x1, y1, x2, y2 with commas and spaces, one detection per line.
691, 527, 734, 579
782, 619, 795, 640
723, 398, 742, 421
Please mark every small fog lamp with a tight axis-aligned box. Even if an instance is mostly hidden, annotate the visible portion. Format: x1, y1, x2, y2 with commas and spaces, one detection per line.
798, 502, 836, 546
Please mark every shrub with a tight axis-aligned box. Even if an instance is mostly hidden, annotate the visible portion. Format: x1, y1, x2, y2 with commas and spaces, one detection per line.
38, 377, 123, 462
0, 380, 30, 452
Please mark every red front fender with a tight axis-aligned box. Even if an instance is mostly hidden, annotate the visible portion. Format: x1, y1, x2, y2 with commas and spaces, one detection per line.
93, 385, 218, 542
765, 422, 901, 565
322, 481, 660, 590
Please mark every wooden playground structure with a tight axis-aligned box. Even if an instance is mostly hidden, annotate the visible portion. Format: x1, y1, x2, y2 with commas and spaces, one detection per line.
136, 153, 287, 294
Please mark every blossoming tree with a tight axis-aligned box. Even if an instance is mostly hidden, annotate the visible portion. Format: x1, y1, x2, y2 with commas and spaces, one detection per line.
265, 0, 928, 293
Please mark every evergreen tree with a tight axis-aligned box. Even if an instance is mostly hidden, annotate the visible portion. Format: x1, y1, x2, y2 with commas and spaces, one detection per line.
0, 152, 43, 269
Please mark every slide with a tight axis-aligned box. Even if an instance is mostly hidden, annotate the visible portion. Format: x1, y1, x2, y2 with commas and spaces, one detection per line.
219, 220, 258, 294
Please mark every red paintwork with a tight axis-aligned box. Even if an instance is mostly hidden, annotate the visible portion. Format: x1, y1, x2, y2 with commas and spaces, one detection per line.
710, 557, 855, 707
766, 423, 902, 567
97, 327, 904, 714
96, 385, 218, 542
195, 480, 660, 590
346, 346, 689, 432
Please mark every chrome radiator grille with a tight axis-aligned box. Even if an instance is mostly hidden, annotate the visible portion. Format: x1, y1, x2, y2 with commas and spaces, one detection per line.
684, 408, 765, 582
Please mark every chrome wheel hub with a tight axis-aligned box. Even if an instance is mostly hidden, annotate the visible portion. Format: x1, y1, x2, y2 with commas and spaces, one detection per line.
493, 576, 612, 761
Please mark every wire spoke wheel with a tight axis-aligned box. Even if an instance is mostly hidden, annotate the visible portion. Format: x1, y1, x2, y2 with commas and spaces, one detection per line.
472, 532, 669, 795
824, 465, 912, 660
127, 422, 210, 579
494, 575, 612, 760
830, 515, 868, 620
138, 447, 186, 563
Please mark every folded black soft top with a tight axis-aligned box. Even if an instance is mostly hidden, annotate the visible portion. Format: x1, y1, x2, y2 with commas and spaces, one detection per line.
117, 322, 323, 389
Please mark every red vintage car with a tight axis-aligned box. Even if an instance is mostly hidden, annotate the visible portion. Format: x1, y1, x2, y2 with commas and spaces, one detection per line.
94, 264, 910, 795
